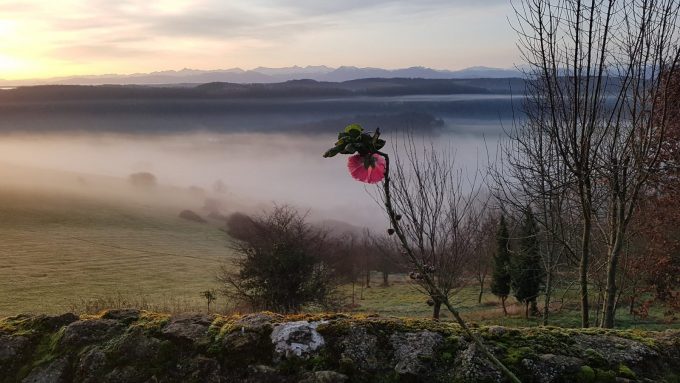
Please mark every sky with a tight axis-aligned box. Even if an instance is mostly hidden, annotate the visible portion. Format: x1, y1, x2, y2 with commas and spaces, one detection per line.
0, 0, 517, 80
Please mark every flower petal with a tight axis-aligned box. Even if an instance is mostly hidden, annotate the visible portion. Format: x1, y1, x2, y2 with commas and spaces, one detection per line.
347, 153, 386, 184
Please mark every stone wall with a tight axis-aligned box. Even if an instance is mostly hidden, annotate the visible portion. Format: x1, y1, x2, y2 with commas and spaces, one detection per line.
1, 310, 679, 382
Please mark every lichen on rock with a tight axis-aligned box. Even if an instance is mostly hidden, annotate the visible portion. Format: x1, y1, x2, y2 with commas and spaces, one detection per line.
270, 320, 326, 361
0, 312, 678, 383
390, 330, 443, 375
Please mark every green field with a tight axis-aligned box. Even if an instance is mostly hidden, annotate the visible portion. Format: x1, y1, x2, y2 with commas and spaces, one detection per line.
0, 166, 237, 316
0, 166, 677, 330
344, 275, 680, 330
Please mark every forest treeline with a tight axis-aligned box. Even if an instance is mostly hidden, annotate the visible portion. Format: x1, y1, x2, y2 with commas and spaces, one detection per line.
0, 78, 524, 101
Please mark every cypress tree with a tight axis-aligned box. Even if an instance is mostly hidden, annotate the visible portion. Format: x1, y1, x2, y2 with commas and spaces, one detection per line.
511, 208, 545, 318
491, 215, 512, 315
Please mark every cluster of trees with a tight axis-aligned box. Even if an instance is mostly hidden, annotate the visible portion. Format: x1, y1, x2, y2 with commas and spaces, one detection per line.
491, 213, 545, 319
218, 206, 402, 313
491, 0, 680, 328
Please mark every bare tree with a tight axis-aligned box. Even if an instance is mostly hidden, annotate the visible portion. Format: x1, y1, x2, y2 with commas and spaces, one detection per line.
384, 133, 488, 319
470, 212, 497, 304
512, 0, 680, 327
324, 125, 521, 383
376, 141, 521, 383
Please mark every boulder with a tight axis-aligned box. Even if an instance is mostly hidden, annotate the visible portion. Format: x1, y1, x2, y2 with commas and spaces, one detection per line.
22, 356, 70, 383
60, 319, 123, 349
454, 341, 503, 383
573, 334, 658, 366
0, 335, 31, 377
100, 309, 140, 324
73, 347, 107, 383
522, 354, 585, 383
270, 321, 325, 361
390, 330, 443, 375
337, 326, 379, 371
161, 314, 213, 346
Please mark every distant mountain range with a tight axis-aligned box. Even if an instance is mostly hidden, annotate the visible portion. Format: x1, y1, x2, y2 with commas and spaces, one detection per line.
0, 66, 522, 87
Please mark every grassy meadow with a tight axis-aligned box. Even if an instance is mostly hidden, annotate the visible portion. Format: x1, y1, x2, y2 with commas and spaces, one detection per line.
0, 164, 677, 330
0, 165, 237, 316
345, 276, 680, 330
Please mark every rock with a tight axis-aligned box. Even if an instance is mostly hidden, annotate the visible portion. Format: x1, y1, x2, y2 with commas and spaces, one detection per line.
337, 326, 379, 371
73, 347, 107, 383
245, 364, 286, 383
35, 314, 80, 332
234, 312, 282, 333
111, 329, 163, 364
189, 357, 222, 383
270, 321, 325, 361
522, 354, 584, 383
0, 335, 32, 378
573, 334, 658, 366
222, 329, 274, 367
104, 365, 153, 383
179, 210, 207, 223
161, 314, 214, 346
60, 319, 123, 349
390, 330, 443, 375
0, 314, 78, 335
299, 371, 349, 383
1, 313, 679, 383
101, 309, 140, 324
454, 341, 503, 383
0, 335, 30, 363
22, 356, 70, 383
488, 325, 506, 337
222, 315, 276, 366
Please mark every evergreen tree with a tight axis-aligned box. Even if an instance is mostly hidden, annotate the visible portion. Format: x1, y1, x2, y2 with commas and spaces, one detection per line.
491, 215, 512, 315
511, 208, 545, 318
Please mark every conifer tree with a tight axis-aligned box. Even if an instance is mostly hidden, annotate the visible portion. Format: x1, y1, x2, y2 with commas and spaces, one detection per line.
511, 208, 545, 318
490, 215, 512, 315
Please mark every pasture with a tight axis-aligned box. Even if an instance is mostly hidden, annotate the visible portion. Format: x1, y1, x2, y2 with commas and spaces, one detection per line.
0, 167, 234, 316
0, 166, 676, 330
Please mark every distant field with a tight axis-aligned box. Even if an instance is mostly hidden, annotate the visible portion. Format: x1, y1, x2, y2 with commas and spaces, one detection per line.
347, 275, 680, 330
0, 167, 677, 330
0, 175, 235, 316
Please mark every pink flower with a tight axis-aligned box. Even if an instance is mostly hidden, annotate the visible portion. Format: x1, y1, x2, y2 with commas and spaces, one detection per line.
347, 153, 386, 184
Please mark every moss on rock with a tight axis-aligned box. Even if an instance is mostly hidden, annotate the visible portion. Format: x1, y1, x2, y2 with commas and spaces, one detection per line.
0, 312, 678, 383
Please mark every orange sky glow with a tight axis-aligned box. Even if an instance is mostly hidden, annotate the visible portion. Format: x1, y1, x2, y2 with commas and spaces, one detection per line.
0, 0, 517, 80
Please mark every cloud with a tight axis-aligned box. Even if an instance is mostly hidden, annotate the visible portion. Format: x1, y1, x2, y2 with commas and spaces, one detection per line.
0, 0, 516, 78
251, 0, 507, 15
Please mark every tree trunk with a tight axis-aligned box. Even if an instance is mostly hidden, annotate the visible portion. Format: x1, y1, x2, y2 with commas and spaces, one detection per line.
351, 281, 355, 307
629, 289, 636, 315
433, 300, 442, 320
524, 302, 529, 319
478, 283, 484, 304
595, 287, 603, 327
580, 211, 592, 327
602, 226, 625, 328
365, 269, 371, 288
530, 299, 539, 317
382, 271, 389, 287
501, 296, 508, 316
543, 268, 553, 325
